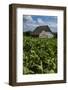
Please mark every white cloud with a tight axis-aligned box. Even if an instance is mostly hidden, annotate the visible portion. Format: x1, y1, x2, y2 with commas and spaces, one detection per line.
23, 15, 36, 24
23, 15, 38, 32
24, 16, 33, 21
37, 18, 45, 25
23, 23, 38, 32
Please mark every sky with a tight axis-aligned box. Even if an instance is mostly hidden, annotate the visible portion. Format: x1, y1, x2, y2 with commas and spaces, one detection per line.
23, 15, 57, 32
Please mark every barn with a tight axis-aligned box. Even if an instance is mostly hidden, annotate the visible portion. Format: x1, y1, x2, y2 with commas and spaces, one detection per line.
31, 25, 54, 38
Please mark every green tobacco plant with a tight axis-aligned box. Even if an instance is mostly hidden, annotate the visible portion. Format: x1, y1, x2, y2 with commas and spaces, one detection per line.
23, 36, 57, 74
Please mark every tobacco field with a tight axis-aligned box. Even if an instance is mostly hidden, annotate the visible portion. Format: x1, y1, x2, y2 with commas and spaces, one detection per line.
23, 36, 57, 74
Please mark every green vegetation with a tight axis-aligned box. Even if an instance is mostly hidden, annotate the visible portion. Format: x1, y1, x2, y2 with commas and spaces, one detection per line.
23, 36, 57, 74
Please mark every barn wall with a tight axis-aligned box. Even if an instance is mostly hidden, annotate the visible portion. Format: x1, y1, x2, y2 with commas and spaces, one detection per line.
39, 31, 53, 38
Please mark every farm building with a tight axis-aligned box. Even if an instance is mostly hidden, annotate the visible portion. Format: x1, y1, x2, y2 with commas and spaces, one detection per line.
31, 25, 54, 38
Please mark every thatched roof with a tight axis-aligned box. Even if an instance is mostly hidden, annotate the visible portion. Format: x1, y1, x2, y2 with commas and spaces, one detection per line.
31, 25, 52, 36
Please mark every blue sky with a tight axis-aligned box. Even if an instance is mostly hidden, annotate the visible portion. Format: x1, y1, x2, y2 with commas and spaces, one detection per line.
23, 15, 57, 32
